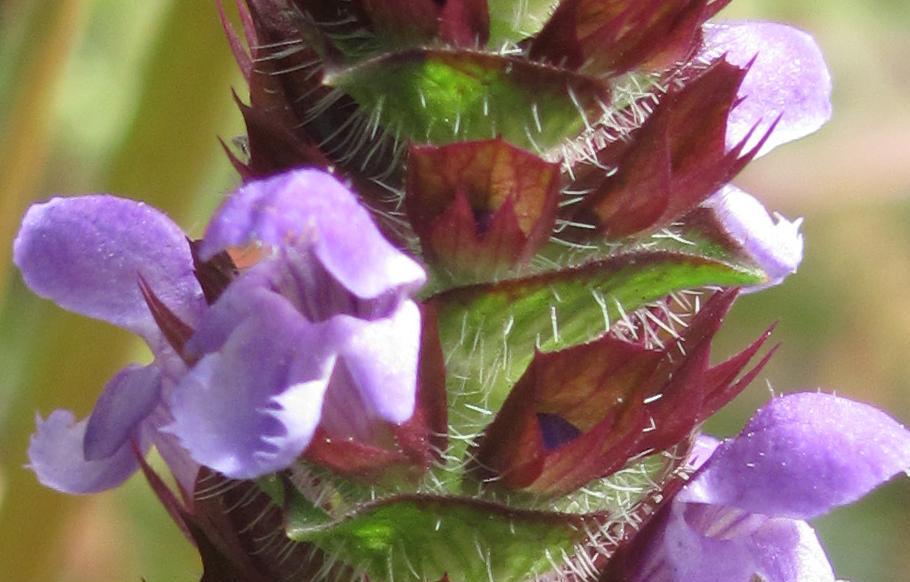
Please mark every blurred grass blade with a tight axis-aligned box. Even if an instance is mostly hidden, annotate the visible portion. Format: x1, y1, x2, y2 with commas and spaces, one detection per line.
0, 0, 89, 298
0, 2, 242, 580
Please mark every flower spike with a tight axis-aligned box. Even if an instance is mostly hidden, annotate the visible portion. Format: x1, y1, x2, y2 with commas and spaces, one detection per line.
17, 2, 888, 582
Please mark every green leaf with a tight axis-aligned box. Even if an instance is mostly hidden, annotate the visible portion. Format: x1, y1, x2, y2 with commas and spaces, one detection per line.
430, 250, 764, 441
325, 48, 609, 152
286, 495, 584, 582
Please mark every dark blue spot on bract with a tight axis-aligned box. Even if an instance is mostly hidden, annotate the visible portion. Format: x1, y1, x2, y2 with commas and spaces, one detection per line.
537, 413, 582, 451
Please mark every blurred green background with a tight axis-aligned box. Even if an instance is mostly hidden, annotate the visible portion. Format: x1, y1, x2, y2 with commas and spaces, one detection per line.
0, 1, 907, 580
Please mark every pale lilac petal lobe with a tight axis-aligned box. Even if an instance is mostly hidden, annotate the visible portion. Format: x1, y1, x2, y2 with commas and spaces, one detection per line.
264, 378, 332, 464
13, 195, 204, 338
751, 519, 835, 582
201, 169, 425, 299
29, 410, 142, 494
185, 261, 281, 357
168, 296, 334, 479
146, 407, 199, 500
687, 393, 910, 519
329, 300, 421, 424
632, 505, 757, 582
690, 435, 721, 471
705, 185, 803, 288
84, 365, 161, 460
704, 21, 832, 157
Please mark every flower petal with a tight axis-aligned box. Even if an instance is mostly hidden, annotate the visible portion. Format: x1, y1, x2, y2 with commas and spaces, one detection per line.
185, 260, 284, 356
690, 435, 721, 471
682, 393, 910, 519
705, 185, 803, 288
29, 410, 147, 494
703, 21, 832, 157
328, 300, 421, 425
631, 504, 758, 582
146, 406, 199, 500
750, 519, 835, 582
13, 195, 204, 339
200, 169, 425, 300
168, 293, 335, 479
84, 364, 161, 460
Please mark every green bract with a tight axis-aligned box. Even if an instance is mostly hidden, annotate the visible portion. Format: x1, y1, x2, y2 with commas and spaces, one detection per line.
326, 50, 609, 152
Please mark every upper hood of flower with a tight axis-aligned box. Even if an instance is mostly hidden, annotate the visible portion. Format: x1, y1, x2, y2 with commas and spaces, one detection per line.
13, 194, 206, 343
611, 393, 910, 582
701, 21, 833, 158
681, 392, 910, 519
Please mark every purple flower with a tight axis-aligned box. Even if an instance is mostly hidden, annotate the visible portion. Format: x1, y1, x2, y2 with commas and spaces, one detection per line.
705, 185, 803, 289
699, 21, 831, 288
621, 393, 910, 582
707, 21, 832, 158
15, 196, 206, 494
14, 168, 425, 492
167, 169, 425, 479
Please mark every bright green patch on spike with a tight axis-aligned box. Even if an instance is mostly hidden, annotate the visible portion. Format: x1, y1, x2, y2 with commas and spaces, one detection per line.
325, 49, 608, 152
487, 0, 562, 44
286, 495, 585, 582
430, 251, 764, 441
